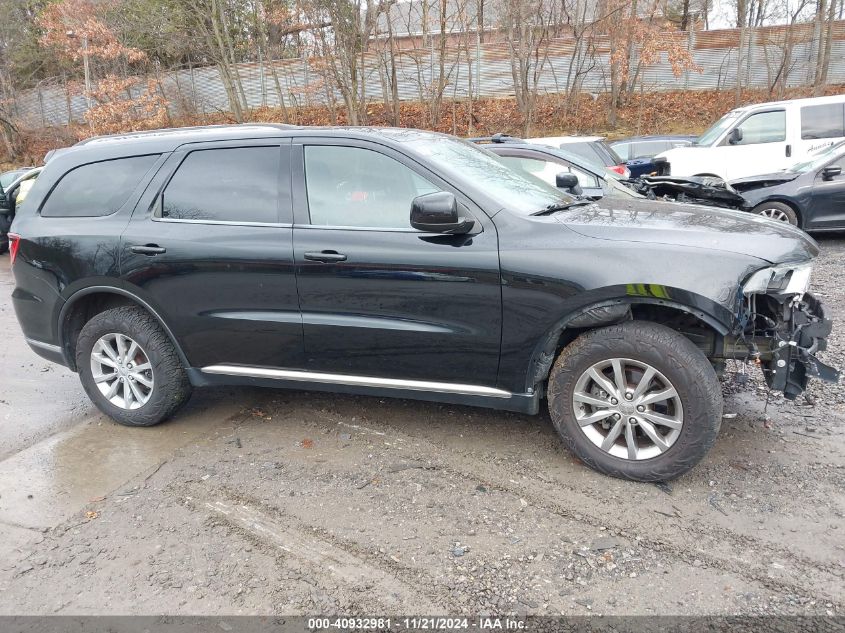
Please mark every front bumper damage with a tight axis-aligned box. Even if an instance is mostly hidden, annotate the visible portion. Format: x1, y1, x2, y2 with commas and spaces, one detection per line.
624, 175, 748, 210
720, 292, 839, 399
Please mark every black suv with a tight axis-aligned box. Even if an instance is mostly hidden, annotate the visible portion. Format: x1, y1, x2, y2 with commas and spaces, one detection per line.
8, 125, 837, 481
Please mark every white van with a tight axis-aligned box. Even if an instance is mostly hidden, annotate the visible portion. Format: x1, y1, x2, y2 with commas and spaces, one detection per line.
658, 94, 845, 180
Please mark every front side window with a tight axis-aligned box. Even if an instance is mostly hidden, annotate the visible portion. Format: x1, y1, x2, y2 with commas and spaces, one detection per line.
498, 155, 599, 190
801, 103, 845, 140
733, 110, 786, 145
41, 155, 159, 217
304, 145, 439, 229
160, 147, 280, 223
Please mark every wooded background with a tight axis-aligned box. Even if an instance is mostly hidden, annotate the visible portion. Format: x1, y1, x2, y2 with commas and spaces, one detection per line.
0, 0, 843, 162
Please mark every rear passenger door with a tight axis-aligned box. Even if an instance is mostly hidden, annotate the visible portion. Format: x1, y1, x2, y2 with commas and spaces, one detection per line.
121, 140, 303, 370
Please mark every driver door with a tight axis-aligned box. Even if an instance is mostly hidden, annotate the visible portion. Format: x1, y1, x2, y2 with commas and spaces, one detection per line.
808, 155, 845, 230
291, 139, 502, 386
712, 109, 789, 180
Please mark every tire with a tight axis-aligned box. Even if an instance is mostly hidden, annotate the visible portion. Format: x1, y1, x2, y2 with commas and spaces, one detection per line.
751, 201, 798, 226
547, 321, 722, 482
76, 306, 192, 426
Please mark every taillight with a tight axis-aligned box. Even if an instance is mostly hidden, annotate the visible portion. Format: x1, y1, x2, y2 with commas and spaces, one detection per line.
8, 233, 20, 265
610, 164, 630, 178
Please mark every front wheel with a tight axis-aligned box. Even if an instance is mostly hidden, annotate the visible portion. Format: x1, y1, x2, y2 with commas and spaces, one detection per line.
547, 321, 722, 481
751, 201, 798, 226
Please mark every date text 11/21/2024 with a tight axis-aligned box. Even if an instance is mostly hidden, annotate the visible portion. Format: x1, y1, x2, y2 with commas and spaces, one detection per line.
307, 617, 527, 630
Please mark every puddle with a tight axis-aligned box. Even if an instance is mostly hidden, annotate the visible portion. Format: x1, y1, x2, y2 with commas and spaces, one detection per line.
0, 400, 242, 531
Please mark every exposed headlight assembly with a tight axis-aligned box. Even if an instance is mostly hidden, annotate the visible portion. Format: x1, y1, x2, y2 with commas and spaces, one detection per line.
743, 262, 813, 296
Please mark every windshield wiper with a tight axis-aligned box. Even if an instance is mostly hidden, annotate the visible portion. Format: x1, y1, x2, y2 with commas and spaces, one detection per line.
531, 200, 593, 216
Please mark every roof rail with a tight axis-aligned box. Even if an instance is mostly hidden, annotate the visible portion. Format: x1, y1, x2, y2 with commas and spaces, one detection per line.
466, 133, 525, 144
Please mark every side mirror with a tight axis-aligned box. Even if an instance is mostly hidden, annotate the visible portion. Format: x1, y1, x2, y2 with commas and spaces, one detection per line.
822, 165, 842, 180
410, 192, 474, 234
728, 128, 743, 145
556, 172, 582, 196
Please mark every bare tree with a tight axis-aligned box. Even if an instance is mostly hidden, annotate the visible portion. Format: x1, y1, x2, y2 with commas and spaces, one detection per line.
498, 0, 557, 135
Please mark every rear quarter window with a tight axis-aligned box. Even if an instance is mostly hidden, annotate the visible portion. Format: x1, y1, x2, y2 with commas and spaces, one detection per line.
801, 103, 845, 140
41, 155, 160, 217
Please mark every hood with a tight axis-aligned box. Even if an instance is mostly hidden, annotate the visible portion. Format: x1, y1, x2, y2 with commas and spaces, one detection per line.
729, 171, 799, 191
557, 197, 818, 264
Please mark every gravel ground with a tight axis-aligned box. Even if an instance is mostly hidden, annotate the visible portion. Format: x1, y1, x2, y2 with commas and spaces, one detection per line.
0, 238, 843, 617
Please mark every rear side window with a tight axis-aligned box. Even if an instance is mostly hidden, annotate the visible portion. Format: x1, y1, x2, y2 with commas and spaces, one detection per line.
160, 147, 281, 224
611, 142, 632, 161
562, 142, 605, 166
801, 103, 845, 140
41, 155, 159, 217
632, 141, 670, 158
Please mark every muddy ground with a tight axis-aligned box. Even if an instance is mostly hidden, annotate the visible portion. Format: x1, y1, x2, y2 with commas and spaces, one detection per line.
0, 239, 843, 617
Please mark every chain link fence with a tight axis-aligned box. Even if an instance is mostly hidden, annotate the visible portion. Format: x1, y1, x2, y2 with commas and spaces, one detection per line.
7, 21, 845, 129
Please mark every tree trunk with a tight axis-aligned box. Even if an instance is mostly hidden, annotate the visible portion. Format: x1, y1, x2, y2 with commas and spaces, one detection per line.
210, 0, 243, 121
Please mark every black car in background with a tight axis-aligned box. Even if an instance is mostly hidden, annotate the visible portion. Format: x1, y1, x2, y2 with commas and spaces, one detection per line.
635, 141, 845, 230
8, 125, 837, 481
729, 141, 845, 229
610, 136, 698, 178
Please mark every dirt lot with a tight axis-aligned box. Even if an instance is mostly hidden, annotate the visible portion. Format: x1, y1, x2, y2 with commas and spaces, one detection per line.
0, 238, 843, 617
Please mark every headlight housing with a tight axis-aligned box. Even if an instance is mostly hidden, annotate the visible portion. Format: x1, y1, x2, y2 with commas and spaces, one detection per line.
743, 262, 813, 296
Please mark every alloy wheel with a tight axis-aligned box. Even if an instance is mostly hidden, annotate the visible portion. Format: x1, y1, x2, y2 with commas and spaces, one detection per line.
90, 333, 154, 410
572, 358, 683, 461
758, 207, 791, 222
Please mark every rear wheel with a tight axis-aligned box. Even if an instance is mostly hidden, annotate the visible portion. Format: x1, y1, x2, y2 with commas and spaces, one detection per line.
547, 321, 722, 481
76, 306, 192, 426
751, 201, 798, 226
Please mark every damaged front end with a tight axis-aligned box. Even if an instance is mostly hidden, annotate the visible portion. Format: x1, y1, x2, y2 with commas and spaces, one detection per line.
720, 263, 839, 398
626, 175, 748, 210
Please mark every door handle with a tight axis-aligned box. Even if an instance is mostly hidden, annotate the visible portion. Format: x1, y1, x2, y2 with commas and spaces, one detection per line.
786, 144, 792, 157
304, 250, 347, 263
130, 244, 166, 256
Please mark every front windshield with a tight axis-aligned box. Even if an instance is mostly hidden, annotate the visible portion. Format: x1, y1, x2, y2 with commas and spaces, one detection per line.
788, 141, 845, 173
697, 111, 743, 147
405, 136, 574, 215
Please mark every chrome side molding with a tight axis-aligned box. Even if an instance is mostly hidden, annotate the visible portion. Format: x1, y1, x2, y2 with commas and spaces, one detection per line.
25, 337, 62, 353
201, 364, 512, 398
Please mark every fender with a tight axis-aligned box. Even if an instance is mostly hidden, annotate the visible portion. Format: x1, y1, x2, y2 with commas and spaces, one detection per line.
57, 285, 192, 370
523, 294, 735, 393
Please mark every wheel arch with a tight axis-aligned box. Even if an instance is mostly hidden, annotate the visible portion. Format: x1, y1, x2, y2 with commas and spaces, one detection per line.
58, 286, 190, 372
749, 197, 803, 227
524, 296, 731, 394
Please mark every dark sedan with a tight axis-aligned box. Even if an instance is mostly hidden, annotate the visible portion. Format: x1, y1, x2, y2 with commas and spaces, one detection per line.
730, 141, 845, 230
